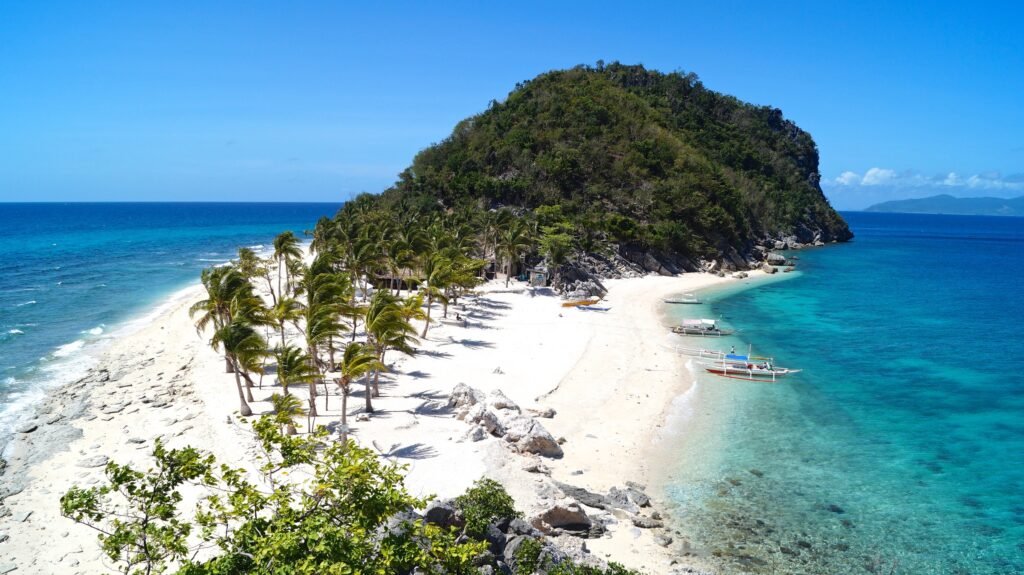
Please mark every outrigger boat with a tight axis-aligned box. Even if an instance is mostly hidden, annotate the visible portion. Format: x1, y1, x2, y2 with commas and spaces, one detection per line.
665, 344, 771, 363
664, 293, 701, 304
702, 361, 801, 382
671, 319, 734, 337
577, 305, 611, 311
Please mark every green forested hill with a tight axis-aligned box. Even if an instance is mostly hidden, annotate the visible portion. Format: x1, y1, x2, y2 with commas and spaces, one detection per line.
378, 62, 851, 262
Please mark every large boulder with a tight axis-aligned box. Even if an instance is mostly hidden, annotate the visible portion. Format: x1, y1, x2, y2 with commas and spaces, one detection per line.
606, 487, 640, 514
423, 500, 464, 530
553, 482, 611, 510
461, 404, 504, 436
761, 262, 778, 274
502, 416, 563, 458
487, 390, 521, 413
766, 252, 787, 265
532, 500, 591, 533
449, 383, 485, 412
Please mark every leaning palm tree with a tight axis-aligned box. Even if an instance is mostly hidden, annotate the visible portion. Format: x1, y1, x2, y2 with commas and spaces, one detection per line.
333, 342, 382, 431
273, 230, 303, 297
210, 320, 266, 416
268, 392, 306, 435
190, 266, 253, 373
275, 344, 316, 397
364, 291, 419, 403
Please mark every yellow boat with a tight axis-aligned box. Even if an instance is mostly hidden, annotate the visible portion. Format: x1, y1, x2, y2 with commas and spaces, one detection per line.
561, 298, 600, 308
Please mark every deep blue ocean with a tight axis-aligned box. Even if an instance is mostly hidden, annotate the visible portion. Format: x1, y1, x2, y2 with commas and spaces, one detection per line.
0, 202, 338, 435
665, 212, 1024, 574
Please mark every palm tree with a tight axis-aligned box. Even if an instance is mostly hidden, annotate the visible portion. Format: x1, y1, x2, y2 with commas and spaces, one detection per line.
364, 291, 418, 403
273, 231, 303, 297
190, 266, 253, 373
210, 320, 266, 416
333, 342, 381, 431
269, 297, 303, 348
275, 345, 316, 397
497, 221, 532, 287
419, 254, 453, 338
268, 393, 306, 435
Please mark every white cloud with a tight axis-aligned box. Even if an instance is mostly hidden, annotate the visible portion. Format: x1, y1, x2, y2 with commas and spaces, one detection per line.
861, 167, 897, 186
826, 168, 1024, 192
835, 171, 860, 185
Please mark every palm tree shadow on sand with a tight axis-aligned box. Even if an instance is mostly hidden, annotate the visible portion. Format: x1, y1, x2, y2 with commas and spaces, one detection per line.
372, 441, 438, 460
440, 337, 494, 349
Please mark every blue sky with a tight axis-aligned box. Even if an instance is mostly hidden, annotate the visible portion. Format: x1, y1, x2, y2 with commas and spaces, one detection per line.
1, 1, 1021, 209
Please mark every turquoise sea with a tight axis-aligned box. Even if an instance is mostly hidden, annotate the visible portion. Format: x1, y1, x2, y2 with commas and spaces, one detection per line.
0, 202, 337, 437
664, 212, 1024, 574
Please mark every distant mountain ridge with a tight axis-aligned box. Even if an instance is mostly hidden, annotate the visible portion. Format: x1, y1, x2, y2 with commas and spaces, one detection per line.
865, 194, 1024, 216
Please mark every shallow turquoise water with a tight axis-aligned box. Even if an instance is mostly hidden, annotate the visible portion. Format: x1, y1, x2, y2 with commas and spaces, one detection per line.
0, 202, 338, 434
664, 212, 1024, 574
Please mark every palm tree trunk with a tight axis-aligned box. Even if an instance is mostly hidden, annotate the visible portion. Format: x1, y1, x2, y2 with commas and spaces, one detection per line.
265, 276, 277, 307
372, 367, 381, 398
339, 380, 349, 431
307, 380, 318, 418
241, 370, 255, 402
225, 355, 235, 373
363, 372, 374, 413
277, 257, 283, 299
231, 360, 253, 416
283, 257, 290, 296
279, 324, 287, 348
421, 293, 433, 337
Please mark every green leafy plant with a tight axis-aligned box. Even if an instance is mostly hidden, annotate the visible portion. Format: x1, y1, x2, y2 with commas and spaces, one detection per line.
454, 478, 521, 538
60, 417, 487, 575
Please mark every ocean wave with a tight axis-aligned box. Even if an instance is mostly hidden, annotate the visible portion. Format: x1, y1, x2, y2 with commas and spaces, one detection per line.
82, 325, 104, 336
7, 329, 24, 335
52, 339, 86, 358
197, 258, 230, 262
16, 300, 37, 307
2, 377, 15, 386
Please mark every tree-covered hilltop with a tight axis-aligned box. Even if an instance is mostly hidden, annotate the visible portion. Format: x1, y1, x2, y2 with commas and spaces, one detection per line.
381, 62, 851, 266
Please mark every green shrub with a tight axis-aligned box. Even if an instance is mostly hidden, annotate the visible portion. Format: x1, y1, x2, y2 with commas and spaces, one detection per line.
454, 477, 520, 537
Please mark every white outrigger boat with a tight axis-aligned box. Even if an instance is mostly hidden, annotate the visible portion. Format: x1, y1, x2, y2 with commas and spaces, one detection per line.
702, 361, 801, 382
664, 293, 701, 304
665, 344, 772, 363
699, 345, 801, 381
671, 319, 734, 337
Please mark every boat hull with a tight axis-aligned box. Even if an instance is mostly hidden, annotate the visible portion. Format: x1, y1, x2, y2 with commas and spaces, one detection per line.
704, 365, 800, 381
672, 328, 735, 336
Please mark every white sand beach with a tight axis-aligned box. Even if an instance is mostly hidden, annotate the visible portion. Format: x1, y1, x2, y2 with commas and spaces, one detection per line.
0, 270, 770, 574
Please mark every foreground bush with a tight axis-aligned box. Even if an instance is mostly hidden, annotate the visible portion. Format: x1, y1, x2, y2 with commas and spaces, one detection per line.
60, 417, 486, 574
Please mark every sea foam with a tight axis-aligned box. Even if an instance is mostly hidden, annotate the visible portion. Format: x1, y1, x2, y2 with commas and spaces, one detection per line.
52, 339, 86, 358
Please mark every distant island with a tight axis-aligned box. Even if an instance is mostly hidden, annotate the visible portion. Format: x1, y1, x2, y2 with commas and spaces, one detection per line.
865, 194, 1024, 216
